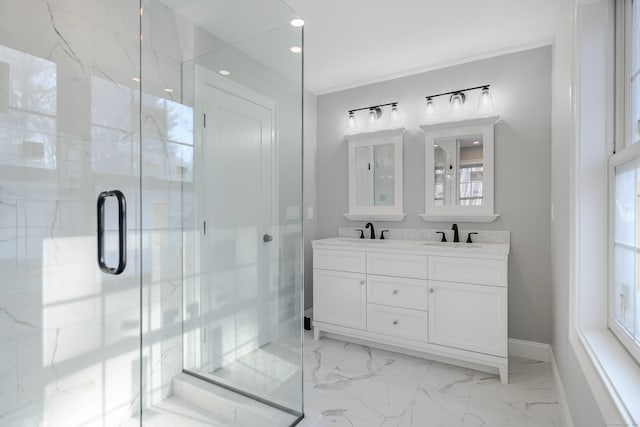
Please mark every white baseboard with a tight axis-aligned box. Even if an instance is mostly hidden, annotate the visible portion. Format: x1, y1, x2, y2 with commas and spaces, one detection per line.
550, 348, 575, 427
508, 338, 551, 361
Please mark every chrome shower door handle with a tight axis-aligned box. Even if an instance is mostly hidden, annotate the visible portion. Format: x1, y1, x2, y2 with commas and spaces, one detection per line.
97, 190, 127, 275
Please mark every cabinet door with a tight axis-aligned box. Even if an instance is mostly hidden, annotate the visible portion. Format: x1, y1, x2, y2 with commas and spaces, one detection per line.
313, 269, 366, 330
428, 281, 507, 357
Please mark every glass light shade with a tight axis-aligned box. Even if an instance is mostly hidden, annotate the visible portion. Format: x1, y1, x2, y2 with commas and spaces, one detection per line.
346, 112, 359, 133
424, 98, 438, 122
477, 87, 494, 113
368, 107, 382, 129
389, 104, 402, 126
450, 92, 465, 113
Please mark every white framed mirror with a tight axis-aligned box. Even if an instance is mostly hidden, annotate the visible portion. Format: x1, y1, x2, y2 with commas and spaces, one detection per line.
345, 128, 405, 221
420, 116, 499, 222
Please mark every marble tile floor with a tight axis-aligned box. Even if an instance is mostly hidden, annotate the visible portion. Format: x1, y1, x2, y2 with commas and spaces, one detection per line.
304, 331, 564, 427
136, 330, 564, 426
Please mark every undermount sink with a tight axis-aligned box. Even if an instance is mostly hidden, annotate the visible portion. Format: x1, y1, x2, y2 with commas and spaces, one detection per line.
422, 242, 483, 248
334, 238, 421, 246
337, 238, 387, 243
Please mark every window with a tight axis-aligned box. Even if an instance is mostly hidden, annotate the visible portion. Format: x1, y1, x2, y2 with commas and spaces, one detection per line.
459, 164, 483, 206
610, 0, 640, 364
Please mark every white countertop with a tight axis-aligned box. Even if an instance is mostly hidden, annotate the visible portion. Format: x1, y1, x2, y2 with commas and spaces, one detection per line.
311, 237, 510, 257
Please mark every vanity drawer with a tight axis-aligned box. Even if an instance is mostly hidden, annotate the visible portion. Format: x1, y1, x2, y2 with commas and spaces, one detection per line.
367, 304, 428, 342
314, 249, 366, 273
428, 256, 507, 287
367, 252, 428, 279
367, 274, 428, 311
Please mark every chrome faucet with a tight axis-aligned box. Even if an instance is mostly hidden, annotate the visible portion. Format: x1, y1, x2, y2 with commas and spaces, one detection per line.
451, 223, 460, 243
365, 222, 376, 239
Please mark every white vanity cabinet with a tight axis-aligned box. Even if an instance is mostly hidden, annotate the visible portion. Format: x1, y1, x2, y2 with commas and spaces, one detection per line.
312, 239, 510, 383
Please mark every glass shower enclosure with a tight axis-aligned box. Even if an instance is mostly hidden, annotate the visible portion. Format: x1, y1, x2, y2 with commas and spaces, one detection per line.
0, 0, 303, 425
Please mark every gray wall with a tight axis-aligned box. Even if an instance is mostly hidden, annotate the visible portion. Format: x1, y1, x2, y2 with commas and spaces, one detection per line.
551, 0, 605, 425
315, 47, 553, 343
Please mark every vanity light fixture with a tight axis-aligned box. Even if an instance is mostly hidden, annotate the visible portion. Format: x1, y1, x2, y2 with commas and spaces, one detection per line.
424, 84, 493, 118
290, 18, 304, 27
346, 101, 399, 132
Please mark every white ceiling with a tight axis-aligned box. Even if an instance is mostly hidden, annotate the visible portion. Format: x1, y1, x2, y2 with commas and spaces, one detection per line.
283, 0, 562, 94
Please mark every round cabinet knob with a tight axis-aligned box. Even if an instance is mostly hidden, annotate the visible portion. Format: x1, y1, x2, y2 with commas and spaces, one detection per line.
392, 320, 398, 325
360, 280, 365, 285
429, 288, 434, 293
263, 234, 273, 243
392, 289, 399, 295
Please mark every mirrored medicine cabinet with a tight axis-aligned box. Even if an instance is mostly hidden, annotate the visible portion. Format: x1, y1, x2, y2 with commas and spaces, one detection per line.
420, 116, 500, 222
344, 128, 405, 221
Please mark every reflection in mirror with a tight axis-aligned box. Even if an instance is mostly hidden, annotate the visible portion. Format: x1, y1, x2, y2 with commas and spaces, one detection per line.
433, 134, 483, 207
355, 142, 395, 207
421, 115, 498, 222
346, 127, 405, 221
374, 143, 395, 206
355, 145, 371, 206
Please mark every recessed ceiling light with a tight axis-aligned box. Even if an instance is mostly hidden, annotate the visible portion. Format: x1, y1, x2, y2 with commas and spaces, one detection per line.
290, 18, 304, 27
473, 140, 480, 145
164, 88, 174, 93
132, 77, 140, 82
219, 69, 230, 76
290, 46, 302, 54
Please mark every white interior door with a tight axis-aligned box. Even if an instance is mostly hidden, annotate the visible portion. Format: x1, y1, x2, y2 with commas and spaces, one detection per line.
195, 69, 277, 372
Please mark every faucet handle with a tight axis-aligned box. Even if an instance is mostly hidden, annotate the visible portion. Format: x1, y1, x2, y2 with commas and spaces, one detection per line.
466, 232, 478, 243
436, 231, 447, 242
356, 229, 365, 239
380, 230, 389, 240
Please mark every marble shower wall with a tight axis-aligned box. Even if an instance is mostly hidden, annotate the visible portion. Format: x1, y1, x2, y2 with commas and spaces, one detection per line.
0, 0, 196, 424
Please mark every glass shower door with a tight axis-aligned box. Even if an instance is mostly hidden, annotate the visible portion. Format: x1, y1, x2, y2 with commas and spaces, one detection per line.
0, 0, 303, 425
178, 0, 305, 423
0, 0, 144, 425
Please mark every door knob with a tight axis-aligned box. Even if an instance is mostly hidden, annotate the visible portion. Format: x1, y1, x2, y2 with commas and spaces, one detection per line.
263, 234, 273, 243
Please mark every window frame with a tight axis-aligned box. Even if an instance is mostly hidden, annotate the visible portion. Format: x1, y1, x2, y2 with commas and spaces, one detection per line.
608, 0, 640, 366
